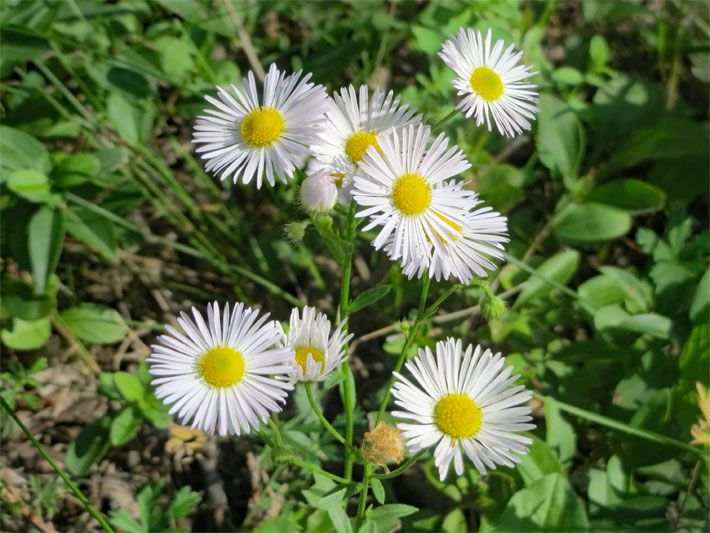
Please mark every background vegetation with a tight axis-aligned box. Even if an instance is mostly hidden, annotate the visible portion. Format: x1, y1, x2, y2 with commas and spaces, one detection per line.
1, 0, 708, 531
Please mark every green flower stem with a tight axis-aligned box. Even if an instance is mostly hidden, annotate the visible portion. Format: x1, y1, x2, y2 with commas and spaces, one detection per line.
373, 450, 427, 479
535, 394, 708, 459
0, 395, 114, 533
290, 457, 355, 486
305, 383, 348, 446
431, 108, 459, 131
374, 275, 432, 426
267, 417, 285, 447
340, 202, 358, 480
356, 464, 372, 526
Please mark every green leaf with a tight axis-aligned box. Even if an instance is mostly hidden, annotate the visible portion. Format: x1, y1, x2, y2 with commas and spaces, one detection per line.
153, 36, 194, 80
0, 27, 50, 61
368, 504, 418, 521
517, 436, 565, 487
370, 477, 385, 505
0, 126, 50, 175
114, 371, 145, 403
553, 203, 632, 243
66, 416, 111, 478
313, 217, 349, 264
577, 274, 626, 314
106, 92, 154, 145
551, 67, 584, 85
53, 153, 101, 187
589, 35, 613, 71
7, 169, 52, 203
59, 303, 125, 344
1, 317, 51, 351
496, 473, 589, 532
515, 250, 580, 307
616, 313, 673, 340
109, 405, 142, 446
28, 206, 65, 293
536, 95, 583, 183
170, 486, 201, 522
587, 179, 665, 213
690, 268, 710, 324
599, 266, 652, 312
326, 502, 352, 533
441, 508, 466, 533
66, 206, 117, 259
545, 397, 576, 469
412, 25, 445, 54
349, 285, 391, 314
98, 373, 122, 401
0, 279, 56, 320
594, 304, 630, 332
108, 509, 144, 533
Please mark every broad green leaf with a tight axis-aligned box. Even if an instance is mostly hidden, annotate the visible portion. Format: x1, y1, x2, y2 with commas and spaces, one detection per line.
553, 203, 632, 243
0, 126, 50, 175
537, 95, 583, 183
66, 416, 111, 478
517, 436, 564, 486
28, 206, 65, 293
154, 36, 194, 79
349, 285, 391, 314
515, 250, 580, 307
589, 35, 613, 71
326, 502, 352, 533
66, 206, 117, 259
599, 266, 652, 312
496, 473, 589, 532
106, 92, 154, 145
594, 304, 630, 332
368, 504, 418, 521
114, 371, 145, 403
690, 268, 710, 324
551, 67, 584, 85
412, 25, 445, 54
370, 477, 385, 505
587, 179, 665, 213
0, 27, 50, 61
1, 317, 51, 350
545, 397, 576, 469
616, 313, 673, 340
441, 508, 467, 532
577, 274, 626, 314
59, 303, 125, 344
98, 373, 122, 401
53, 153, 101, 187
0, 279, 56, 320
7, 169, 52, 203
109, 405, 141, 446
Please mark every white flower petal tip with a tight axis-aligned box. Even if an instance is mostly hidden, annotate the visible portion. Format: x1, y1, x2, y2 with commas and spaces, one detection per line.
391, 337, 534, 481
282, 305, 353, 383
147, 301, 294, 437
439, 27, 539, 137
192, 63, 330, 188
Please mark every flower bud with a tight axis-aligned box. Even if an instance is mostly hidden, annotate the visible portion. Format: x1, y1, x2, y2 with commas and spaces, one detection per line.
271, 443, 294, 465
362, 422, 405, 468
481, 293, 506, 320
300, 171, 337, 214
283, 220, 310, 245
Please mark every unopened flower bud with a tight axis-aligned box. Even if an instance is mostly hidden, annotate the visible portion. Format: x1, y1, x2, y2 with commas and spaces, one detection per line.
300, 171, 337, 214
283, 220, 310, 245
362, 422, 405, 468
271, 443, 294, 465
481, 293, 506, 320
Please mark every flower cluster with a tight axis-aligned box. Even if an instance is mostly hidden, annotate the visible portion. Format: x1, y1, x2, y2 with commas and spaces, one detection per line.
193, 28, 538, 284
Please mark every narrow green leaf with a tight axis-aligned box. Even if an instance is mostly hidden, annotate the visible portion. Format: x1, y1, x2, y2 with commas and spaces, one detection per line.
690, 268, 710, 324
28, 206, 65, 293
349, 285, 391, 314
370, 477, 385, 505
536, 95, 583, 182
66, 416, 112, 478
368, 503, 418, 521
616, 313, 673, 339
66, 206, 118, 259
326, 502, 352, 533
588, 179, 665, 213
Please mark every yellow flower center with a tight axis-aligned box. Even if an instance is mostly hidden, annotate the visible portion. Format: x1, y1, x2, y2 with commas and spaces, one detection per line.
294, 346, 325, 374
240, 106, 284, 147
345, 131, 380, 165
470, 66, 504, 102
434, 393, 482, 439
331, 173, 345, 188
198, 346, 245, 388
392, 173, 432, 216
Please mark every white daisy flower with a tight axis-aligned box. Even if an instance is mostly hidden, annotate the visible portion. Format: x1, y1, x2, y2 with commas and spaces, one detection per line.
306, 157, 354, 205
397, 192, 509, 284
392, 338, 534, 481
439, 28, 539, 137
192, 63, 330, 188
283, 306, 352, 382
311, 85, 422, 192
352, 123, 473, 265
148, 302, 293, 436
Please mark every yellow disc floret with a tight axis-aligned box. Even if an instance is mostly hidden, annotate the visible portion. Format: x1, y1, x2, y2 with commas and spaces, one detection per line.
470, 66, 504, 102
434, 393, 482, 439
392, 173, 432, 216
240, 106, 284, 147
295, 346, 325, 374
345, 131, 380, 165
198, 346, 245, 388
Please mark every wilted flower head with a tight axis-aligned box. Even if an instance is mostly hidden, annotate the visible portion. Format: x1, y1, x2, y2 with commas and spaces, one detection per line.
362, 422, 405, 468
